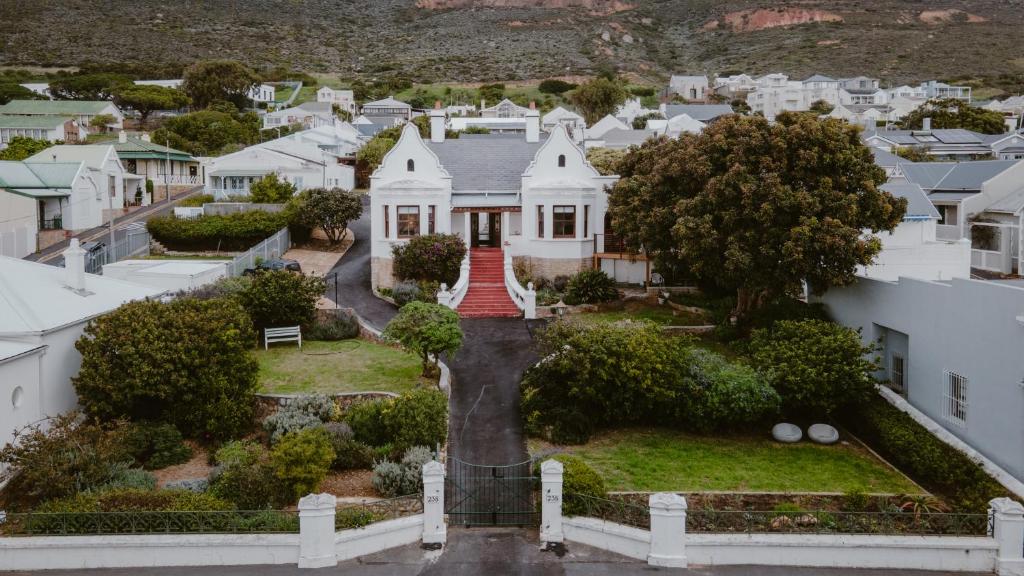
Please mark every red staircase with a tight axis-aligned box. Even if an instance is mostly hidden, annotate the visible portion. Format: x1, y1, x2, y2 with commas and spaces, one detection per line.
457, 248, 522, 318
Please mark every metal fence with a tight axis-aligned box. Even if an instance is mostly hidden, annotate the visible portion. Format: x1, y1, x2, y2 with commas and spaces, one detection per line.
227, 227, 291, 276
85, 227, 151, 274
685, 509, 990, 536
566, 493, 650, 530
0, 510, 299, 536
335, 495, 423, 531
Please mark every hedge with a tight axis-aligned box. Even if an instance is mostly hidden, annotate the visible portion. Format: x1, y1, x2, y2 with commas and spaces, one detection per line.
839, 395, 1008, 512
146, 210, 289, 251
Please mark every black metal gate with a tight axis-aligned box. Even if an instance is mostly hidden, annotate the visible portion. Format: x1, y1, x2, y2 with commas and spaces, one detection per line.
445, 458, 537, 526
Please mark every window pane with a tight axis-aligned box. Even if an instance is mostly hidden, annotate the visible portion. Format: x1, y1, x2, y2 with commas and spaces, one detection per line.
553, 206, 575, 238
398, 206, 420, 238
537, 205, 544, 238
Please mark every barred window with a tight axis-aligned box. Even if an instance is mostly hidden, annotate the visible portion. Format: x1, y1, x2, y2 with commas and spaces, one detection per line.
889, 353, 905, 394
944, 371, 968, 426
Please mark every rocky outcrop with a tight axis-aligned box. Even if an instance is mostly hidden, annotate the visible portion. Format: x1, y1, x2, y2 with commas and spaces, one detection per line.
919, 9, 987, 25
705, 8, 843, 32
415, 0, 634, 15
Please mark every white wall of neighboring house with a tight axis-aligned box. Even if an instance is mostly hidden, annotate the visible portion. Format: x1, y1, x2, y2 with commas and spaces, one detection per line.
858, 219, 971, 281
0, 190, 38, 258
0, 345, 45, 454
316, 87, 357, 115
248, 84, 276, 103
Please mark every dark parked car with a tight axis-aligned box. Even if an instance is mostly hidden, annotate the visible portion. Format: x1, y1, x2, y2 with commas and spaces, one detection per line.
242, 258, 302, 276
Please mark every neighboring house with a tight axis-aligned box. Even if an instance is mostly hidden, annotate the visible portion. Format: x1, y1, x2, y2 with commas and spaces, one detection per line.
647, 114, 706, 138
448, 117, 526, 134
585, 115, 631, 140
614, 98, 659, 127
584, 127, 657, 151
858, 181, 970, 282
864, 124, 1002, 160
920, 80, 972, 102
818, 275, 1024, 483
272, 122, 365, 158
983, 96, 1024, 133
316, 87, 358, 116
541, 107, 585, 138
828, 104, 893, 128
369, 107, 645, 302
248, 84, 276, 104
202, 129, 356, 197
668, 75, 709, 100
660, 103, 734, 124
838, 77, 887, 106
479, 98, 531, 119
446, 104, 476, 116
802, 74, 841, 106
712, 73, 758, 100
352, 115, 401, 138
0, 115, 83, 147
0, 185, 38, 258
262, 101, 335, 130
113, 131, 199, 191
0, 244, 164, 454
986, 129, 1024, 161
133, 79, 184, 89
102, 259, 230, 291
745, 73, 806, 120
18, 83, 51, 98
361, 96, 412, 120
0, 100, 124, 131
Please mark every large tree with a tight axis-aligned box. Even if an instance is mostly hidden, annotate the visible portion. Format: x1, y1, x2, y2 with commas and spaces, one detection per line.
289, 187, 363, 245
0, 136, 54, 161
608, 113, 906, 318
151, 106, 260, 156
569, 77, 628, 125
47, 73, 132, 100
0, 82, 44, 105
112, 84, 190, 126
181, 60, 261, 110
900, 98, 1007, 134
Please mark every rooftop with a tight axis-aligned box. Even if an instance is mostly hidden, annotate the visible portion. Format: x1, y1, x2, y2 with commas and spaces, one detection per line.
901, 160, 1019, 192
662, 104, 734, 122
0, 100, 115, 115
880, 182, 940, 220
426, 134, 545, 191
113, 137, 194, 162
0, 115, 71, 129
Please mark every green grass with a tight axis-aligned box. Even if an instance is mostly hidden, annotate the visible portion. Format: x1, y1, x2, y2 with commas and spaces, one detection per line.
576, 301, 708, 327
256, 339, 428, 394
557, 428, 921, 494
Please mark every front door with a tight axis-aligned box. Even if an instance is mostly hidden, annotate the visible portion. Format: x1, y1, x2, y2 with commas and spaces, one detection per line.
470, 212, 501, 248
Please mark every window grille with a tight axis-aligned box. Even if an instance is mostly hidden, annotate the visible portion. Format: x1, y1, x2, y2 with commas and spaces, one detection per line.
889, 353, 905, 394
944, 371, 968, 427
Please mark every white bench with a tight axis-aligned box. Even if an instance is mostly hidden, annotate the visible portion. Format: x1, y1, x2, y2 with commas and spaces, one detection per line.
265, 326, 302, 350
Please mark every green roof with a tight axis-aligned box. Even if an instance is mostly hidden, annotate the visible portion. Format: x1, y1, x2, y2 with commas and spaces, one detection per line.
0, 100, 115, 116
0, 115, 70, 129
0, 160, 79, 189
113, 137, 195, 162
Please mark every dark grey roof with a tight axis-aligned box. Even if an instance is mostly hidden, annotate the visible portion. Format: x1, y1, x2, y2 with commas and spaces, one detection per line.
356, 123, 387, 137
880, 182, 940, 219
426, 134, 545, 191
663, 104, 734, 122
870, 147, 903, 167
599, 128, 657, 149
900, 163, 955, 189
901, 160, 1017, 191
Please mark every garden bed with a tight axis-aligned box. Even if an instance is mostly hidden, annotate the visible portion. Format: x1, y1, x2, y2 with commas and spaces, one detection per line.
572, 299, 709, 327
532, 428, 922, 495
256, 339, 434, 395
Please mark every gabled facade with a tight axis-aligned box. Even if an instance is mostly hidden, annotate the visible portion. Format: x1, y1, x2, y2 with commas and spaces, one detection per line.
361, 96, 412, 120
369, 109, 625, 291
541, 107, 585, 138
113, 132, 198, 189
479, 98, 530, 119
263, 102, 335, 130
0, 115, 82, 147
668, 75, 709, 100
316, 87, 357, 116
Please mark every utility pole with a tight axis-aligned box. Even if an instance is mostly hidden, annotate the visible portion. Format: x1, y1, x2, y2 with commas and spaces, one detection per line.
165, 138, 171, 204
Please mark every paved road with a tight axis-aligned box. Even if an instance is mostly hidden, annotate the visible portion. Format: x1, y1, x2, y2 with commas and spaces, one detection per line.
25, 185, 203, 265
0, 528, 987, 575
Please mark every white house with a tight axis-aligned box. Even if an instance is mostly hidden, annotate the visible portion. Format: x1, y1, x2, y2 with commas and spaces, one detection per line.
614, 98, 659, 127
584, 114, 631, 140
203, 129, 356, 198
668, 75, 709, 100
712, 73, 758, 100
647, 113, 707, 138
101, 259, 230, 292
838, 77, 887, 106
448, 116, 526, 134
249, 83, 276, 104
24, 144, 138, 229
479, 98, 531, 119
17, 83, 51, 98
0, 186, 38, 258
541, 107, 585, 138
361, 97, 412, 120
262, 102, 335, 130
864, 125, 1003, 160
369, 105, 643, 314
316, 87, 358, 116
0, 243, 163, 454
0, 100, 124, 131
0, 115, 83, 147
272, 123, 365, 158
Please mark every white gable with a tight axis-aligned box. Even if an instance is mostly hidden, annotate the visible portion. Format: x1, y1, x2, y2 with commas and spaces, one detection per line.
666, 113, 706, 136
586, 115, 630, 139
523, 125, 601, 189
371, 123, 450, 190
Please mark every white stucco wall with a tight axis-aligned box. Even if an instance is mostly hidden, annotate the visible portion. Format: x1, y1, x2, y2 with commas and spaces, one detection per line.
0, 190, 38, 258
0, 347, 45, 452
858, 219, 971, 281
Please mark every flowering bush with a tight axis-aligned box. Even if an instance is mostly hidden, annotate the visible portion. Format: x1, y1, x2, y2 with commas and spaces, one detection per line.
392, 233, 467, 286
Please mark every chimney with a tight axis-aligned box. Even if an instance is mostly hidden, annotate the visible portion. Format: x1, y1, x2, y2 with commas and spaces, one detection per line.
62, 238, 88, 295
430, 100, 446, 143
480, 98, 486, 112
118, 130, 128, 143
526, 101, 540, 143
922, 117, 932, 132
141, 133, 151, 143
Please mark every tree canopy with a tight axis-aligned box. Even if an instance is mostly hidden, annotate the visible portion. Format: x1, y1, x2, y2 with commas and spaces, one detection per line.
112, 84, 190, 125
288, 187, 363, 245
181, 60, 261, 110
0, 82, 44, 105
569, 77, 628, 125
899, 98, 1008, 134
608, 113, 906, 318
248, 173, 297, 203
48, 72, 131, 100
382, 302, 463, 377
0, 136, 54, 161
151, 105, 260, 156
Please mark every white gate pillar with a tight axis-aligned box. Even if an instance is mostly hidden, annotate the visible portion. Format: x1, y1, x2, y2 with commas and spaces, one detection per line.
540, 459, 564, 544
990, 498, 1024, 576
298, 493, 337, 568
422, 460, 447, 546
648, 492, 687, 568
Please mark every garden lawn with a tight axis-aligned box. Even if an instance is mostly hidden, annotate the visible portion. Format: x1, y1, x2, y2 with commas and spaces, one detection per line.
560, 428, 921, 494
576, 301, 708, 327
257, 340, 428, 394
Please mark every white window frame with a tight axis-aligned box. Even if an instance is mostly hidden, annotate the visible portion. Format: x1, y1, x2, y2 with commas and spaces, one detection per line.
943, 370, 968, 427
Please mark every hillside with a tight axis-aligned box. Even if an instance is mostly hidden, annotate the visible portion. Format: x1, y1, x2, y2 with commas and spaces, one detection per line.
0, 0, 1022, 85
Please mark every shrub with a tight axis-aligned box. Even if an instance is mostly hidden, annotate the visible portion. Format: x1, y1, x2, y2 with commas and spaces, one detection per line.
214, 440, 264, 468
124, 422, 193, 470
288, 394, 339, 422
371, 446, 434, 497
679, 349, 780, 432
97, 465, 158, 492
307, 309, 360, 341
539, 79, 577, 94
263, 395, 336, 443
35, 488, 235, 514
177, 193, 215, 207
325, 423, 375, 470
382, 302, 463, 376
235, 270, 326, 335
249, 173, 297, 203
286, 187, 362, 244
751, 319, 879, 417
545, 455, 606, 516
73, 298, 259, 440
188, 275, 252, 301
839, 396, 1008, 512
564, 268, 618, 305
391, 280, 421, 307
270, 428, 336, 503
146, 210, 290, 251
521, 322, 692, 443
346, 390, 448, 452
391, 233, 467, 285
552, 275, 571, 293
208, 442, 280, 510
165, 479, 209, 492
0, 413, 134, 509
